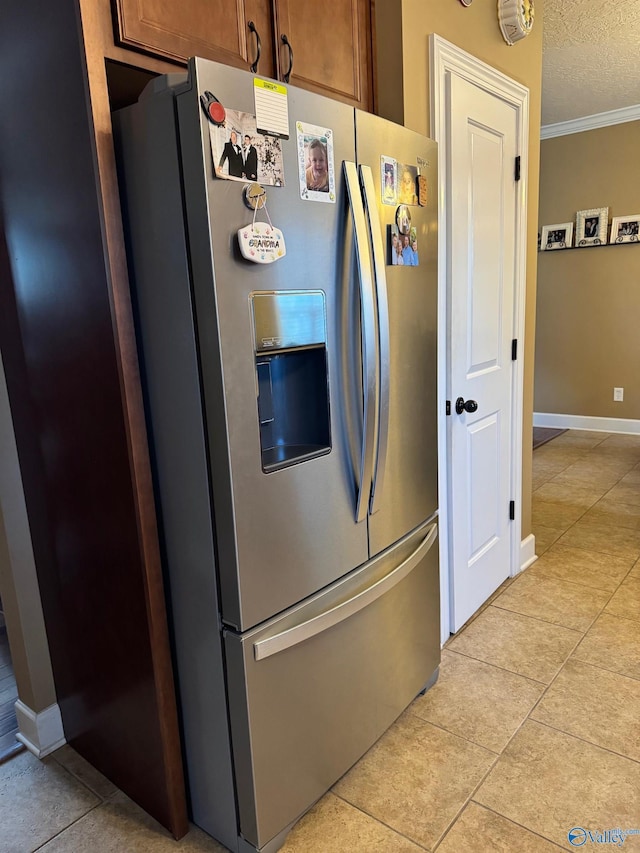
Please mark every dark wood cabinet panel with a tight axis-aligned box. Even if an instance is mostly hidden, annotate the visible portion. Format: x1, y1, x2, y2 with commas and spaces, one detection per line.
274, 0, 372, 109
113, 0, 276, 76
1, 0, 188, 839
112, 0, 372, 110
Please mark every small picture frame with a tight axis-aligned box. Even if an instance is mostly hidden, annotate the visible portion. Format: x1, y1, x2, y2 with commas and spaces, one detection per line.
576, 207, 608, 246
609, 215, 640, 244
389, 225, 420, 266
541, 222, 573, 251
395, 204, 411, 235
381, 156, 397, 206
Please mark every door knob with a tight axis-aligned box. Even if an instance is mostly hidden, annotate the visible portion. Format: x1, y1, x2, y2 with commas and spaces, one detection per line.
455, 397, 478, 415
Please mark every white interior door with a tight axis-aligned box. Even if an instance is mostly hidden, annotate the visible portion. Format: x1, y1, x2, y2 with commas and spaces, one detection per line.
431, 36, 528, 641
447, 75, 519, 631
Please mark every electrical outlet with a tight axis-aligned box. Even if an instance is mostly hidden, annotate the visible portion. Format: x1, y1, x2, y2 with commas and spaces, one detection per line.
614, 387, 624, 402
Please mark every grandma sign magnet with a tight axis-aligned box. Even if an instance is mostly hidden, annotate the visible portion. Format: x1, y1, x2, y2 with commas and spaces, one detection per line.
238, 221, 286, 264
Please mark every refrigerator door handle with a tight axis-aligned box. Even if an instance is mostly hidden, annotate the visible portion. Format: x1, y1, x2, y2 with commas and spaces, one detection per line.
359, 164, 390, 516
344, 161, 378, 523
253, 522, 438, 661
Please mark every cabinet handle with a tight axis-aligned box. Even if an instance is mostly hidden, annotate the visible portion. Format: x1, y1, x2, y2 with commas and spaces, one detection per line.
248, 21, 261, 73
281, 34, 294, 83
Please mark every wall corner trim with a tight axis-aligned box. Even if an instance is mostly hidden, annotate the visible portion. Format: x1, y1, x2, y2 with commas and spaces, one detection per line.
541, 104, 640, 139
15, 699, 66, 758
520, 534, 537, 573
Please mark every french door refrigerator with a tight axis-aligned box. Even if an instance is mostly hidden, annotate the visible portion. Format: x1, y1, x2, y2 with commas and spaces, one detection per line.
114, 57, 439, 853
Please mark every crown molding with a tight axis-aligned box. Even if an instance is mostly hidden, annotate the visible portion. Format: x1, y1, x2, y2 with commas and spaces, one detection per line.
541, 104, 640, 139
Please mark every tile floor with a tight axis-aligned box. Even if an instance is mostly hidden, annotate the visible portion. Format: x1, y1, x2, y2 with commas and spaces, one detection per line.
2, 429, 640, 851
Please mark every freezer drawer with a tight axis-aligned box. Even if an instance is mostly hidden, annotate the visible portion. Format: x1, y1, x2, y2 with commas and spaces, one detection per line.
224, 521, 440, 850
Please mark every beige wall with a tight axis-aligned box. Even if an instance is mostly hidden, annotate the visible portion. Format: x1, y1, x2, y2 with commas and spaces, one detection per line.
376, 1, 544, 536
535, 121, 640, 419
0, 354, 57, 713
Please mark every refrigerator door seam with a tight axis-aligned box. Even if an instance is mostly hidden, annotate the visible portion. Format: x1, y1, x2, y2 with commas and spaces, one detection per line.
252, 522, 438, 660
359, 164, 390, 516
343, 161, 378, 523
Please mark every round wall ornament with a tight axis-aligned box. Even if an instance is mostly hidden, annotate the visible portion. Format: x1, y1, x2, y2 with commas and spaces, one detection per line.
497, 0, 534, 45
458, 0, 473, 7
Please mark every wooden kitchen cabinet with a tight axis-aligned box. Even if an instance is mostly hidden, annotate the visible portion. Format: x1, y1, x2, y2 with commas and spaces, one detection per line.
112, 0, 373, 109
274, 0, 372, 109
113, 0, 277, 76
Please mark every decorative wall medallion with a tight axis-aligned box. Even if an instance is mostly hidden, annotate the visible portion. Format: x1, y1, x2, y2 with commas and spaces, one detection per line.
498, 0, 534, 45
459, 0, 473, 6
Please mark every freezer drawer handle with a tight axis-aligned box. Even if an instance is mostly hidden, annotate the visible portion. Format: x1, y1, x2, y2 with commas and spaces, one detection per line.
253, 523, 438, 661
359, 164, 390, 515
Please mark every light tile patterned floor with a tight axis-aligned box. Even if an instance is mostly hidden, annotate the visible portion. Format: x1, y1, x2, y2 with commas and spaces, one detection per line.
2, 430, 640, 851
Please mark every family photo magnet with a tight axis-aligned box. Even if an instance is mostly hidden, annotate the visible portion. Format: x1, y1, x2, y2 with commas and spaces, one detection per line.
210, 107, 285, 187
389, 225, 420, 267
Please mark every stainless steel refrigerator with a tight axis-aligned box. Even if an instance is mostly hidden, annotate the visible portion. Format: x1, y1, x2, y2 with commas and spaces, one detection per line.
114, 57, 439, 853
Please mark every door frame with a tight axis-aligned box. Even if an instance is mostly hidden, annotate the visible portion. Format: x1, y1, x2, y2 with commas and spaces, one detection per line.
429, 35, 529, 643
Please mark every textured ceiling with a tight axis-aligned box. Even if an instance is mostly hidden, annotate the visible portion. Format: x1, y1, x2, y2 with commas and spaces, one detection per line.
542, 0, 640, 126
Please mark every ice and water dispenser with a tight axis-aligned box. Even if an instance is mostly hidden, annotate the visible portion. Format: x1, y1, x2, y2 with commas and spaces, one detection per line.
251, 291, 331, 473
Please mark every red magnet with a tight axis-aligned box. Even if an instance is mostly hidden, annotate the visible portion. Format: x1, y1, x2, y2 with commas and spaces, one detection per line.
200, 91, 226, 126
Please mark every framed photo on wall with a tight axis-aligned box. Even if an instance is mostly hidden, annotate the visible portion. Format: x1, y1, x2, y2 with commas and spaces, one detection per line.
609, 214, 640, 244
541, 222, 573, 250
576, 207, 608, 246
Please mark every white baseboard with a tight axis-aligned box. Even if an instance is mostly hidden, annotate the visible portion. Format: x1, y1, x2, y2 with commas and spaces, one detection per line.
15, 699, 66, 758
519, 534, 537, 573
533, 413, 640, 435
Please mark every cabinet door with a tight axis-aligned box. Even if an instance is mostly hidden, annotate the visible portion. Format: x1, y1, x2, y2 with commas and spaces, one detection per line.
112, 0, 275, 78
274, 0, 372, 110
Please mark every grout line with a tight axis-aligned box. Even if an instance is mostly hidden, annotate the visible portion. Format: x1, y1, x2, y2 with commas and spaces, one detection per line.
48, 750, 112, 804
429, 645, 583, 848
30, 800, 105, 852
559, 654, 640, 683
464, 602, 585, 635
330, 791, 431, 851
442, 647, 544, 686
420, 659, 573, 851
422, 746, 504, 852
442, 644, 556, 685
526, 717, 640, 768
530, 547, 637, 588
404, 709, 501, 756
462, 802, 568, 851
490, 590, 614, 634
